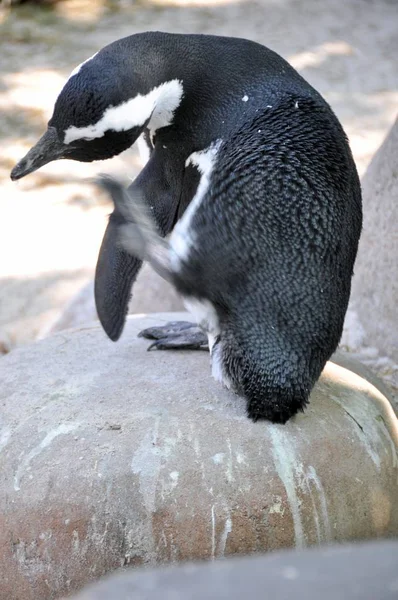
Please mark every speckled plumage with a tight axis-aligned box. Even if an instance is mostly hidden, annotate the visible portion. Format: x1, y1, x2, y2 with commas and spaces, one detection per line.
98, 93, 361, 422
171, 97, 362, 421
10, 32, 362, 422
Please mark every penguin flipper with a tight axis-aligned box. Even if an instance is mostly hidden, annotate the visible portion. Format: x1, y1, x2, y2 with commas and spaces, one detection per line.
95, 216, 142, 342
95, 176, 210, 350
94, 174, 154, 342
96, 174, 172, 278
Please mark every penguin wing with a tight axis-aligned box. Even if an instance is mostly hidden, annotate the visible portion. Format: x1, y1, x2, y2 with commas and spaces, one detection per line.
94, 148, 185, 341
95, 213, 142, 341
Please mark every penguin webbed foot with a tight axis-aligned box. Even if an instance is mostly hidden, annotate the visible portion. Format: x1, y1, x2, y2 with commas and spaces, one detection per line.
139, 321, 209, 351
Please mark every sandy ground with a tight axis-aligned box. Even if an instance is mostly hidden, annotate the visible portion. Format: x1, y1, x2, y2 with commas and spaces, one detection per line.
0, 0, 397, 396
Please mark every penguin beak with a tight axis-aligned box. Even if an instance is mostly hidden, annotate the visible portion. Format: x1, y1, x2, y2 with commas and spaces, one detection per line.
10, 126, 66, 181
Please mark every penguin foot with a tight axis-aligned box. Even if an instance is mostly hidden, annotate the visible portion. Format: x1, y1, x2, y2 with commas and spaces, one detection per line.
138, 321, 209, 351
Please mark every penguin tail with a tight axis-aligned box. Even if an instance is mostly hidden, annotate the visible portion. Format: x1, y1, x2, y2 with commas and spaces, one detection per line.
242, 364, 312, 424
222, 330, 319, 424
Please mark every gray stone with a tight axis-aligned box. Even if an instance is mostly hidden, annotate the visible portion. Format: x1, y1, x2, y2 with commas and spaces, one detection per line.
69, 539, 398, 600
348, 118, 398, 362
0, 313, 397, 600
43, 264, 184, 337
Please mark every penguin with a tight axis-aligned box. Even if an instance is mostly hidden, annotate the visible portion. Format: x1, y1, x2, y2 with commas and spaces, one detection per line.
10, 32, 362, 422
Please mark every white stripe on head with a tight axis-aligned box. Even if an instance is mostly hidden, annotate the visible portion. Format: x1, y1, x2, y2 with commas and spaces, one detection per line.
170, 140, 222, 267
68, 52, 98, 80
63, 79, 184, 144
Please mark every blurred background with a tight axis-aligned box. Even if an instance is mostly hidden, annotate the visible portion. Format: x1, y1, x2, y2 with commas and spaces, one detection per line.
0, 0, 397, 361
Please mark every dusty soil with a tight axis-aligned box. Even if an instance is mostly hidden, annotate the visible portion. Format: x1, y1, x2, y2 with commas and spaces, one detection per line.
0, 0, 397, 397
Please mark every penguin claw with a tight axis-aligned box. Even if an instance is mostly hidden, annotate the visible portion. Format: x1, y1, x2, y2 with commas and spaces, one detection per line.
138, 321, 209, 351
146, 335, 208, 351
138, 321, 198, 340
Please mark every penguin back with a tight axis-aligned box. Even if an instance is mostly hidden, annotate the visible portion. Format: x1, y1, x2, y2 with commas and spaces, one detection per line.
172, 95, 362, 422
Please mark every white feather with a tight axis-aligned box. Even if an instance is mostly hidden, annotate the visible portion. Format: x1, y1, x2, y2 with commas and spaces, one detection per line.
136, 133, 151, 165
170, 140, 222, 268
68, 52, 98, 80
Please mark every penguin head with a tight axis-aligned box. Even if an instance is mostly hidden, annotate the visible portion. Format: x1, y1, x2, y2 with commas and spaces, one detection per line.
10, 51, 184, 180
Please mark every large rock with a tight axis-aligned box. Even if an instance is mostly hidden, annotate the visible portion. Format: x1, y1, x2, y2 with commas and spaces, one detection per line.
0, 313, 397, 600
41, 264, 184, 337
348, 117, 398, 362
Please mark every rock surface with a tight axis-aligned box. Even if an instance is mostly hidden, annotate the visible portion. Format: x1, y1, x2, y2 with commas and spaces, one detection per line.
0, 313, 397, 600
69, 539, 398, 600
348, 118, 398, 363
39, 265, 184, 338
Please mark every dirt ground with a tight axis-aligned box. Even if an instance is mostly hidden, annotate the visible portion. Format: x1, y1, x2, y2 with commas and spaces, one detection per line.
0, 0, 397, 392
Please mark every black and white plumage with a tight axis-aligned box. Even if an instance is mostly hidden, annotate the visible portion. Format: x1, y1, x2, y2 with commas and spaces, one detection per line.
11, 32, 362, 423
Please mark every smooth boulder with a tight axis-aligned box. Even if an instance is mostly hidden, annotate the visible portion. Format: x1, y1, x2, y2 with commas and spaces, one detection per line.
40, 263, 184, 338
348, 117, 398, 361
0, 313, 397, 600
